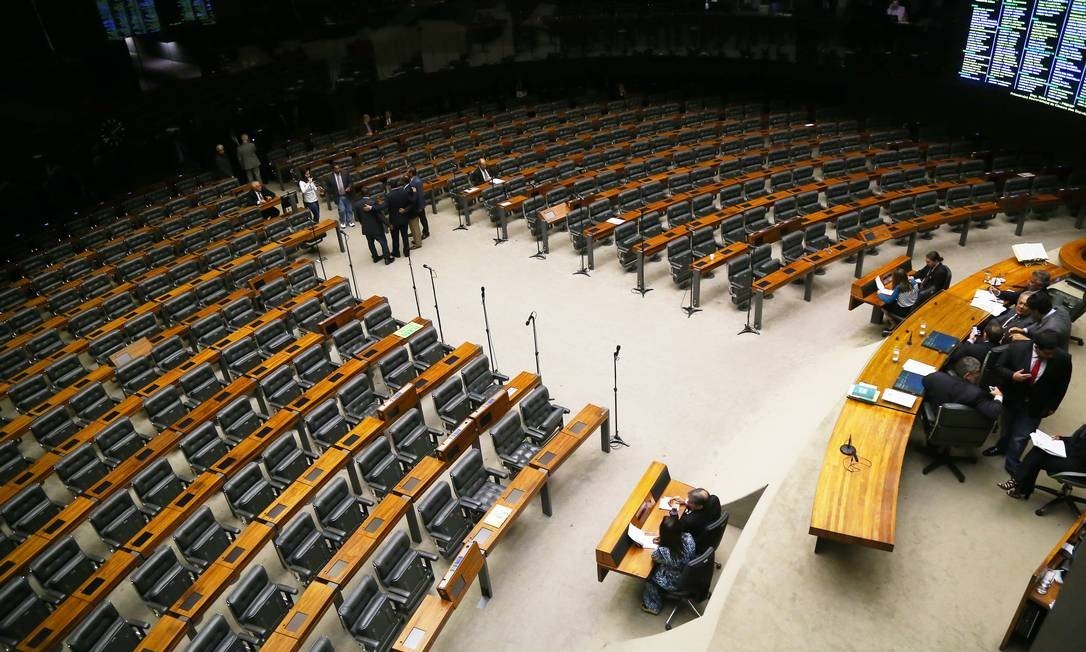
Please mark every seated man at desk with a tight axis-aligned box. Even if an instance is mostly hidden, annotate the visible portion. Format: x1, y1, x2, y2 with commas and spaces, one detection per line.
247, 181, 280, 217
641, 516, 696, 615
950, 321, 1004, 367
981, 291, 1036, 342
1008, 291, 1072, 351
914, 251, 951, 302
669, 488, 721, 553
1007, 424, 1086, 500
992, 270, 1050, 305
922, 356, 1003, 421
469, 158, 493, 185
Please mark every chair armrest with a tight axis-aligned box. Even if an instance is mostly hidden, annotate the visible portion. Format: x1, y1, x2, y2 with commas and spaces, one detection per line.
303, 450, 320, 462
485, 466, 510, 482
430, 530, 452, 544
439, 413, 460, 429
88, 551, 106, 564
355, 495, 376, 508
552, 402, 570, 414
180, 396, 200, 409
41, 587, 66, 605
418, 550, 439, 562
385, 586, 412, 604
458, 496, 483, 512
236, 631, 261, 646
129, 620, 152, 631
223, 523, 242, 535
492, 371, 510, 383
426, 427, 443, 444
178, 559, 202, 574
276, 582, 299, 596
394, 452, 416, 466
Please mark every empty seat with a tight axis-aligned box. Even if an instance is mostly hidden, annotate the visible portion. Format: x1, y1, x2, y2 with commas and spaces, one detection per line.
2, 483, 62, 539
332, 320, 375, 359
313, 476, 372, 546
55, 443, 109, 493
254, 318, 293, 355
186, 613, 257, 651
742, 207, 770, 235
88, 330, 127, 365
0, 347, 31, 378
66, 600, 149, 652
257, 247, 288, 271
194, 277, 229, 306
490, 410, 540, 472
27, 329, 64, 360
408, 325, 450, 370
225, 565, 297, 644
260, 364, 302, 410
261, 433, 314, 492
94, 417, 146, 467
519, 386, 568, 444
143, 386, 187, 431
0, 441, 29, 483
324, 281, 357, 313
172, 506, 239, 572
336, 575, 403, 650
304, 398, 349, 451
290, 296, 329, 333
150, 335, 191, 371
377, 347, 416, 391
10, 374, 53, 413
116, 356, 157, 395
181, 422, 229, 473
336, 373, 383, 426
89, 490, 149, 550
355, 438, 409, 498
449, 448, 508, 519
387, 408, 441, 466
293, 344, 335, 388
780, 231, 806, 264
372, 531, 438, 615
130, 545, 197, 616
835, 211, 861, 241
122, 312, 160, 341
0, 576, 54, 647
190, 313, 229, 348
286, 263, 320, 293
68, 308, 106, 338
751, 244, 782, 278
29, 536, 103, 604
259, 278, 291, 309
460, 355, 506, 407
222, 336, 264, 378
31, 406, 79, 448
431, 377, 470, 430
224, 462, 277, 522
274, 512, 336, 584
217, 397, 262, 445
162, 291, 199, 324
362, 303, 403, 338
223, 296, 260, 329
70, 382, 116, 424
132, 458, 186, 514
416, 481, 474, 560
179, 362, 225, 404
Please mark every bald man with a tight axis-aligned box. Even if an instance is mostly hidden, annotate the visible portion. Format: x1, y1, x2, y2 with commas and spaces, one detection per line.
670, 488, 722, 553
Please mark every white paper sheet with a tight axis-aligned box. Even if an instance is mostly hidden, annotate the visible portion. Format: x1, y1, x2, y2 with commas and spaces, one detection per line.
491, 177, 504, 185
1012, 242, 1048, 263
881, 388, 918, 408
484, 505, 513, 528
1030, 430, 1066, 458
874, 274, 887, 293
970, 291, 1007, 316
627, 524, 658, 549
903, 359, 937, 376
606, 217, 625, 225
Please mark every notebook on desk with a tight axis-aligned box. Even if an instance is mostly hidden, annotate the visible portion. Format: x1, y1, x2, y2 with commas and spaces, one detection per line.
893, 370, 927, 396
922, 331, 959, 354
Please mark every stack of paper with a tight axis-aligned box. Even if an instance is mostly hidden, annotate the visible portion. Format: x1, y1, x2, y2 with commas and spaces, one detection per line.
1030, 430, 1066, 458
903, 359, 937, 376
971, 290, 1006, 316
483, 505, 513, 528
881, 388, 918, 408
492, 178, 504, 185
627, 524, 658, 549
1012, 242, 1049, 264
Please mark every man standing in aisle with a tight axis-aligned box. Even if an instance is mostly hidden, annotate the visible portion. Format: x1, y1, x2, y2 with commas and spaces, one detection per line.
237, 134, 262, 182
386, 177, 414, 257
354, 194, 393, 265
324, 163, 355, 228
408, 167, 430, 240
213, 144, 234, 180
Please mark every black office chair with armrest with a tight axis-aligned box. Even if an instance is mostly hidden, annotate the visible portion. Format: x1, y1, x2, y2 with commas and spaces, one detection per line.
2, 483, 62, 540
28, 536, 104, 604
216, 396, 263, 446
1034, 470, 1086, 517
333, 320, 377, 359
274, 512, 337, 584
337, 373, 385, 426
30, 406, 79, 449
409, 325, 451, 371
116, 357, 158, 396
255, 319, 294, 355
45, 355, 87, 389
89, 491, 150, 550
55, 443, 110, 494
417, 481, 474, 559
324, 281, 358, 314
180, 421, 230, 474
363, 303, 404, 338
304, 398, 350, 451
431, 376, 471, 430
173, 505, 240, 572
130, 544, 198, 616
143, 385, 189, 431
291, 297, 330, 333
187, 614, 260, 651
293, 344, 336, 388
449, 448, 508, 520
150, 335, 192, 371
312, 476, 373, 546
355, 437, 410, 498
337, 575, 404, 650
387, 407, 442, 466
222, 336, 265, 378
377, 347, 417, 392
260, 364, 303, 411
0, 576, 54, 647
372, 531, 438, 615
518, 385, 569, 445
70, 381, 119, 425
65, 600, 149, 652
223, 462, 278, 522
180, 362, 226, 405
490, 410, 540, 473
224, 296, 260, 329
9, 374, 52, 413
660, 547, 716, 631
131, 458, 188, 514
262, 432, 318, 491
460, 355, 507, 408
918, 402, 996, 482
0, 441, 29, 483
225, 565, 297, 644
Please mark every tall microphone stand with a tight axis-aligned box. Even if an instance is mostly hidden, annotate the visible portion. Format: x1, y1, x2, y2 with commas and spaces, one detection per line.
339, 226, 361, 298
406, 250, 421, 315
681, 228, 701, 317
529, 187, 547, 260
737, 250, 760, 336
525, 312, 541, 377
610, 345, 629, 449
422, 264, 445, 343
480, 287, 501, 375
454, 188, 469, 231
308, 220, 327, 280
571, 192, 590, 277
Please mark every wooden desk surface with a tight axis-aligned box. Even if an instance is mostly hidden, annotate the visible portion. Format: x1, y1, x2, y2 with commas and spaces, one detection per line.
333, 415, 385, 455
464, 466, 548, 555
272, 580, 337, 643
809, 402, 915, 551
137, 614, 190, 652
392, 456, 448, 501
209, 409, 300, 477
529, 403, 608, 473
83, 428, 183, 501
392, 595, 457, 652
285, 357, 369, 415
318, 494, 409, 586
0, 533, 54, 589
1058, 237, 1086, 279
244, 332, 326, 382
849, 255, 911, 310
26, 365, 114, 419
123, 473, 226, 558
410, 342, 481, 396
168, 376, 257, 436
216, 521, 275, 572
168, 560, 238, 621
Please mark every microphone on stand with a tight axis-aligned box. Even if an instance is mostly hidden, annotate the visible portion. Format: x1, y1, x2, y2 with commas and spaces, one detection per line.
525, 312, 540, 377
840, 434, 858, 461
610, 343, 629, 449
525, 312, 535, 326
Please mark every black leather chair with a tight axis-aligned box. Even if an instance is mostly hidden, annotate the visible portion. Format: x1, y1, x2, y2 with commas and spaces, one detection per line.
372, 531, 438, 615
377, 347, 417, 392
260, 364, 303, 410
0, 576, 55, 646
324, 280, 358, 313
173, 505, 240, 571
431, 376, 471, 430
337, 575, 403, 649
312, 476, 373, 546
223, 461, 277, 522
89, 491, 150, 550
131, 458, 187, 514
55, 443, 110, 493
287, 263, 320, 294
919, 402, 996, 482
222, 336, 265, 378
660, 547, 716, 630
180, 421, 230, 473
29, 536, 104, 604
70, 382, 118, 424
225, 565, 297, 643
408, 325, 451, 371
9, 374, 52, 413
187, 613, 259, 651
116, 357, 158, 395
130, 545, 198, 616
26, 329, 64, 359
255, 319, 294, 355
0, 440, 30, 483
274, 512, 337, 583
2, 483, 62, 539
460, 355, 507, 408
150, 336, 192, 371
190, 313, 230, 349
224, 296, 260, 329
305, 398, 350, 451
337, 373, 384, 426
259, 278, 292, 309
261, 433, 316, 491
490, 411, 540, 473
143, 385, 188, 431
387, 408, 442, 466
180, 362, 226, 404
518, 386, 568, 445
95, 417, 148, 467
355, 438, 409, 498
290, 297, 328, 332
416, 481, 474, 559
449, 448, 508, 520
66, 601, 150, 652
30, 406, 79, 448
293, 344, 335, 388
45, 355, 86, 388
216, 396, 262, 446
332, 320, 376, 359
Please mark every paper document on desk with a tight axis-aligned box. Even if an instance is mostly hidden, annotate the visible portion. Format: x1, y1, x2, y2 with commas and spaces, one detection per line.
606, 217, 625, 225
903, 359, 937, 376
1030, 430, 1066, 458
874, 274, 887, 293
970, 294, 1006, 316
484, 505, 513, 528
627, 524, 658, 549
465, 186, 478, 193
1012, 242, 1049, 263
657, 496, 679, 510
881, 388, 918, 409
491, 178, 504, 185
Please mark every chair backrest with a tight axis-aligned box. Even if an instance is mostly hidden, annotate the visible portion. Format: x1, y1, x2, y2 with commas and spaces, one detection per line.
449, 447, 487, 497
55, 442, 107, 492
186, 614, 236, 651
132, 458, 183, 508
30, 406, 78, 448
489, 410, 526, 456
143, 385, 186, 430
67, 601, 142, 652
675, 546, 716, 603
217, 396, 261, 441
29, 536, 97, 597
293, 344, 333, 384
928, 403, 995, 447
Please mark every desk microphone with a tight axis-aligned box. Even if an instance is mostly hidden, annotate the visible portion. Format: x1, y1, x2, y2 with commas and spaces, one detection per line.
525, 311, 536, 326
614, 345, 621, 359
840, 434, 857, 461
422, 263, 433, 271
906, 329, 913, 345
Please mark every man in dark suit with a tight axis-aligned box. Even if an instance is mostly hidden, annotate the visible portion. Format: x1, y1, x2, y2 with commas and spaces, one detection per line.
981, 291, 1037, 341
324, 163, 354, 228
1008, 290, 1072, 350
949, 321, 1004, 368
408, 168, 429, 239
992, 269, 1050, 305
923, 356, 1003, 421
914, 251, 951, 302
245, 181, 279, 217
353, 195, 392, 265
671, 488, 722, 553
385, 178, 414, 257
469, 158, 493, 186
987, 331, 1073, 478
1007, 424, 1086, 500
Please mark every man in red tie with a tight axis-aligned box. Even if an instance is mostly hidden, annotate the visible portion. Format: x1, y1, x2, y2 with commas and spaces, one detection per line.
987, 331, 1073, 488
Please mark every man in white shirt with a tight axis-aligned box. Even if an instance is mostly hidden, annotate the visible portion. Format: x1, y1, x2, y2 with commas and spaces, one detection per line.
470, 158, 493, 186
887, 0, 907, 22
298, 169, 323, 223
323, 163, 355, 228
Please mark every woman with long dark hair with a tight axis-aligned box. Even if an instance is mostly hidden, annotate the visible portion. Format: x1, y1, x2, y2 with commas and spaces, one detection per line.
641, 515, 696, 615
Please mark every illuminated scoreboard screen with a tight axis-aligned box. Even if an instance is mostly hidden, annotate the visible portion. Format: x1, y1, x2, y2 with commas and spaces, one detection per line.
960, 0, 1086, 116
98, 0, 215, 40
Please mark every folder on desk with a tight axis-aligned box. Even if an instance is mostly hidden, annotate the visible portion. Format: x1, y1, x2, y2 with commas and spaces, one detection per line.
893, 370, 926, 396
922, 331, 959, 354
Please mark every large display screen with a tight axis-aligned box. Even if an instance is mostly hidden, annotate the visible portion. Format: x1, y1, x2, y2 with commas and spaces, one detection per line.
959, 0, 1086, 116
98, 0, 215, 40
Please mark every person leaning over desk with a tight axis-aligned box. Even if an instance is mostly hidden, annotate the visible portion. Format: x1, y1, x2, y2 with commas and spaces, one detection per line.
641, 516, 696, 615
668, 488, 721, 553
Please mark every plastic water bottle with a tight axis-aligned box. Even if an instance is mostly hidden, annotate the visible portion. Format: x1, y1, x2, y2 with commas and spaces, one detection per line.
1037, 569, 1056, 595
919, 320, 927, 336
892, 346, 900, 363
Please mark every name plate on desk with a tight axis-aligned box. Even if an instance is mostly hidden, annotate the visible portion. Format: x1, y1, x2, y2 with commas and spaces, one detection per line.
393, 322, 424, 339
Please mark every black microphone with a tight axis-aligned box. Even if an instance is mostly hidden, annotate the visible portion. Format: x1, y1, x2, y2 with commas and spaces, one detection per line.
525, 312, 535, 326
614, 345, 621, 358
422, 264, 433, 271
840, 434, 857, 459
480, 286, 485, 299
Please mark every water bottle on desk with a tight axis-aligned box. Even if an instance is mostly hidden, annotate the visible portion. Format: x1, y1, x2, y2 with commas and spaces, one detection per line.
892, 346, 901, 363
919, 320, 927, 336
